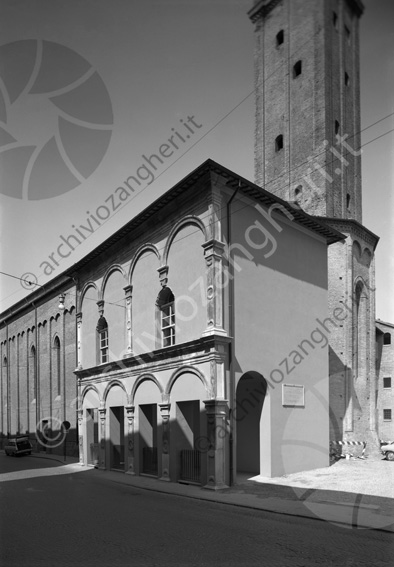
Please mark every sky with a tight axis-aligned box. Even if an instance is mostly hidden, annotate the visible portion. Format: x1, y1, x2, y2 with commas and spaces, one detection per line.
0, 0, 393, 321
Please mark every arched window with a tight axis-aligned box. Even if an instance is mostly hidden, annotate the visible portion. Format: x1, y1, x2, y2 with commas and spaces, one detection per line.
30, 347, 37, 401
97, 316, 109, 363
384, 332, 391, 346
53, 337, 61, 396
293, 60, 302, 78
276, 30, 284, 46
155, 280, 175, 347
275, 134, 283, 152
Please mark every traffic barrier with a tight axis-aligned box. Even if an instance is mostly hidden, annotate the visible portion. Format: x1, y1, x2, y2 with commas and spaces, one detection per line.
330, 440, 367, 459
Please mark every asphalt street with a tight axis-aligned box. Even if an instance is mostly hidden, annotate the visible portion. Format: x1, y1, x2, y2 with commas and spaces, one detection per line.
0, 454, 393, 567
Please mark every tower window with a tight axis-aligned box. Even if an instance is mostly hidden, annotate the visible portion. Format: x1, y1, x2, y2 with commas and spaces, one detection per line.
345, 72, 350, 86
383, 377, 392, 389
293, 60, 302, 78
383, 409, 392, 421
276, 30, 284, 46
335, 120, 340, 135
384, 332, 391, 345
344, 25, 351, 43
332, 12, 338, 29
275, 135, 283, 152
346, 193, 350, 209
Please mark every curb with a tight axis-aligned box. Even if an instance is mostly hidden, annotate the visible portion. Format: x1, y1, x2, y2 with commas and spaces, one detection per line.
91, 468, 394, 534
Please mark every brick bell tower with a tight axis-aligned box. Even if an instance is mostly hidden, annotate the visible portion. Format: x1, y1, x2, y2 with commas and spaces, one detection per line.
248, 0, 380, 449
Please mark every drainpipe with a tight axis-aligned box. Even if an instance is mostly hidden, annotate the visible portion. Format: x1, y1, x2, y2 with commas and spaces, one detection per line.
227, 180, 240, 486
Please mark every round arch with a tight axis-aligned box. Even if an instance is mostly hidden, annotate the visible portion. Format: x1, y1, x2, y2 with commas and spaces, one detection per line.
352, 240, 362, 260
131, 373, 163, 404
162, 215, 208, 265
129, 243, 161, 284
103, 379, 130, 405
79, 282, 99, 312
235, 371, 270, 477
81, 384, 102, 405
101, 264, 127, 297
166, 366, 211, 398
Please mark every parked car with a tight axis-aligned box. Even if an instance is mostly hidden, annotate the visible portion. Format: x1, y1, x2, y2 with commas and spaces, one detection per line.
4, 436, 32, 457
381, 442, 394, 461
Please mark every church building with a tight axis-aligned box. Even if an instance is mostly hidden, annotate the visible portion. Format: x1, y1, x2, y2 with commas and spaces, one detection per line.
1, 0, 393, 485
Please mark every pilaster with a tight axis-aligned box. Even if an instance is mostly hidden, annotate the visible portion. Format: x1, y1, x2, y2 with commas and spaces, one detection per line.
125, 404, 135, 475
203, 399, 229, 490
123, 285, 133, 358
77, 408, 84, 465
76, 312, 82, 370
159, 402, 171, 481
202, 240, 227, 337
98, 407, 106, 470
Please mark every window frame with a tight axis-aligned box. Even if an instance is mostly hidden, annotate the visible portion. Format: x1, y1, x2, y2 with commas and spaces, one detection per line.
383, 408, 392, 422
99, 327, 109, 363
161, 301, 176, 348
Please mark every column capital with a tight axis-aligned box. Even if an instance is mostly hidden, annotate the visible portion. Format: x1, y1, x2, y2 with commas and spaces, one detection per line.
202, 239, 226, 257
97, 300, 104, 316
123, 284, 133, 295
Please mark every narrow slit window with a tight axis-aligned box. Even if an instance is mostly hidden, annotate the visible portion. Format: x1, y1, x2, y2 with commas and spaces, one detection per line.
344, 25, 351, 43
333, 12, 338, 29
276, 30, 284, 46
345, 72, 350, 86
335, 120, 340, 135
275, 135, 283, 152
293, 60, 302, 78
346, 193, 350, 209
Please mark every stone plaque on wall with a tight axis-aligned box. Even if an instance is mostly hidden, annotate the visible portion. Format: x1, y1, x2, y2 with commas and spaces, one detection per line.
282, 384, 305, 407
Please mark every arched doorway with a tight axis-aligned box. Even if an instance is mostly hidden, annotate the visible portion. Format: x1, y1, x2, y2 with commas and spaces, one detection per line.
235, 372, 269, 476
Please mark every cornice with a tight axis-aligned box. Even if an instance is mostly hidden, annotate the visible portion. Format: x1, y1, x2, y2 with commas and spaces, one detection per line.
75, 335, 231, 380
314, 217, 379, 250
248, 0, 282, 22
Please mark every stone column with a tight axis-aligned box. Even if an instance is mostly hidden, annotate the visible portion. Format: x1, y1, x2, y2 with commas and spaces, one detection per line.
125, 404, 135, 475
77, 408, 84, 465
98, 407, 106, 470
123, 285, 133, 357
76, 312, 82, 370
202, 240, 227, 337
203, 399, 229, 490
159, 402, 171, 481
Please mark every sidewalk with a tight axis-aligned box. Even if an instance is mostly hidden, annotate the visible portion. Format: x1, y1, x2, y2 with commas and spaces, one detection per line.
29, 451, 394, 532
81, 456, 394, 533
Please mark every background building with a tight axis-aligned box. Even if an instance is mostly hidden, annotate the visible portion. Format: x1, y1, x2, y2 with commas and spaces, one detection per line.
248, 0, 384, 449
376, 320, 394, 442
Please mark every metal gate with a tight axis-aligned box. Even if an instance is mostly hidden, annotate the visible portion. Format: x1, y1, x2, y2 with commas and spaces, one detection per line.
142, 446, 158, 475
180, 449, 200, 483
